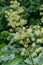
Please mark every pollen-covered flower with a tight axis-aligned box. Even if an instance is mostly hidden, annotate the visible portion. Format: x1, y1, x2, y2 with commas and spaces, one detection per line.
32, 43, 36, 47
14, 32, 21, 41
33, 25, 40, 29
36, 38, 43, 44
17, 7, 24, 14
10, 0, 20, 8
41, 28, 43, 33
26, 38, 31, 43
21, 48, 26, 56
19, 40, 24, 44
27, 28, 32, 37
41, 17, 43, 23
32, 52, 37, 57
34, 30, 41, 36
35, 47, 42, 53
20, 19, 27, 26
31, 37, 35, 42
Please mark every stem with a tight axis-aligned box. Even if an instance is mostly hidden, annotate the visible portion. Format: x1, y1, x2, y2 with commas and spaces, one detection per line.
29, 49, 34, 65
29, 54, 34, 65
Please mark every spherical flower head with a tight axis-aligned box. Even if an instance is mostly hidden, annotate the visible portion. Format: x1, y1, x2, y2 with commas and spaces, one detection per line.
36, 39, 43, 43
21, 48, 26, 56
24, 44, 28, 48
35, 47, 42, 53
41, 28, 43, 34
22, 27, 26, 31
14, 32, 21, 41
20, 19, 27, 26
27, 28, 32, 33
21, 32, 26, 39
41, 4, 43, 7
31, 37, 35, 42
32, 43, 36, 47
14, 15, 20, 21
19, 40, 24, 44
34, 30, 41, 36
40, 4, 43, 10
8, 21, 16, 28
32, 52, 37, 57
10, 0, 20, 8
26, 38, 31, 43
10, 12, 16, 17
38, 47, 42, 51
17, 7, 24, 14
33, 25, 40, 29
41, 17, 43, 23
40, 12, 43, 16
27, 28, 32, 37
9, 29, 13, 32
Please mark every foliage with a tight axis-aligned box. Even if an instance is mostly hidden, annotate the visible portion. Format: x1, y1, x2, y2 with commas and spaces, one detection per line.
0, 0, 43, 65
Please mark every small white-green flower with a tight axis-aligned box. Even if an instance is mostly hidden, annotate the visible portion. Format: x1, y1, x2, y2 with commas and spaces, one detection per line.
36, 39, 43, 43
32, 52, 37, 57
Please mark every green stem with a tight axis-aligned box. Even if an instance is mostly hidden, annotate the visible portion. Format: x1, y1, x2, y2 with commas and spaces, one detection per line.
29, 49, 34, 65
29, 54, 34, 65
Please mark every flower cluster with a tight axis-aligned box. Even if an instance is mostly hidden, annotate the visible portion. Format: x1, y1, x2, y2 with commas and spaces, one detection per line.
40, 4, 43, 23
14, 25, 43, 57
5, 0, 43, 57
5, 0, 26, 31
14, 25, 43, 44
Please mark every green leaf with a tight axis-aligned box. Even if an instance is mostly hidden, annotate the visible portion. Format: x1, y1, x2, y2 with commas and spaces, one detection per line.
4, 58, 27, 65
24, 58, 32, 64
